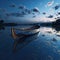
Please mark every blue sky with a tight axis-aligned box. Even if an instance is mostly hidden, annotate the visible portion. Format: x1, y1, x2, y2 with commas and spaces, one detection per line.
0, 0, 60, 23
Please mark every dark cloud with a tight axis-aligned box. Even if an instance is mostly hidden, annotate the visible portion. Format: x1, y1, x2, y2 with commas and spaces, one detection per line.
42, 12, 46, 15
54, 17, 60, 19
57, 17, 60, 18
25, 9, 31, 14
53, 4, 60, 10
11, 13, 24, 17
55, 12, 60, 16
54, 18, 57, 19
18, 6, 40, 15
58, 12, 60, 15
3, 5, 41, 18
47, 15, 53, 18
32, 15, 36, 18
9, 4, 16, 7
18, 5, 26, 9
5, 12, 26, 17
21, 11, 26, 15
32, 7, 40, 13
18, 6, 32, 14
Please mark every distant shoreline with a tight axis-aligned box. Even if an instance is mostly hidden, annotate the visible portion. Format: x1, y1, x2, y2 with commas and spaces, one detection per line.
0, 22, 53, 26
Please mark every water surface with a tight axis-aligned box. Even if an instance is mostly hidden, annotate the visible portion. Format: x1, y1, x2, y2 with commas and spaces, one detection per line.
0, 25, 60, 60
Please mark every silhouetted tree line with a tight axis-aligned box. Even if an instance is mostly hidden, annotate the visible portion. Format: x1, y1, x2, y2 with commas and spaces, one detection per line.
52, 19, 60, 27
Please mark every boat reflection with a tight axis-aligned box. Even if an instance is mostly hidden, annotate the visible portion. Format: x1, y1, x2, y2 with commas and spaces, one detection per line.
13, 32, 39, 52
11, 27, 40, 52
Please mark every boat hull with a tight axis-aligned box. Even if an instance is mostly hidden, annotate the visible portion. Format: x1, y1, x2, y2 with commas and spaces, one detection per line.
17, 28, 40, 35
11, 25, 40, 39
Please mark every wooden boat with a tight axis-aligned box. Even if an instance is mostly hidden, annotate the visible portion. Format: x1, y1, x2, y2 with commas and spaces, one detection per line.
11, 25, 40, 39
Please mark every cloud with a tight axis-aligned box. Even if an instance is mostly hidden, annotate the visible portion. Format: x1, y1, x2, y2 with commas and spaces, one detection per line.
24, 9, 31, 14
18, 5, 32, 15
56, 11, 60, 16
6, 12, 26, 17
5, 7, 40, 17
4, 5, 41, 18
58, 12, 60, 15
9, 4, 16, 7
45, 0, 54, 7
32, 7, 40, 13
18, 5, 26, 9
53, 4, 60, 10
32, 15, 36, 18
57, 17, 60, 19
47, 15, 53, 18
42, 12, 46, 15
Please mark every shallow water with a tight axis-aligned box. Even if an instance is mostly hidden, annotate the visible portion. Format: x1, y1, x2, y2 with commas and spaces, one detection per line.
0, 25, 60, 60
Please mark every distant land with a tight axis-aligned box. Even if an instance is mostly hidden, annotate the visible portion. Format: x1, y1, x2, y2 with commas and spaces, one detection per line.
0, 19, 60, 27
0, 21, 52, 26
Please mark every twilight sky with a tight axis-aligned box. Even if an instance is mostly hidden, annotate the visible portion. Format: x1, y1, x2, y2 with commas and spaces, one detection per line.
0, 0, 60, 23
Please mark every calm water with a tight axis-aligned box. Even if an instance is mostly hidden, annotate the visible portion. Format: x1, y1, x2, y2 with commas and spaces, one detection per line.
0, 25, 60, 60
